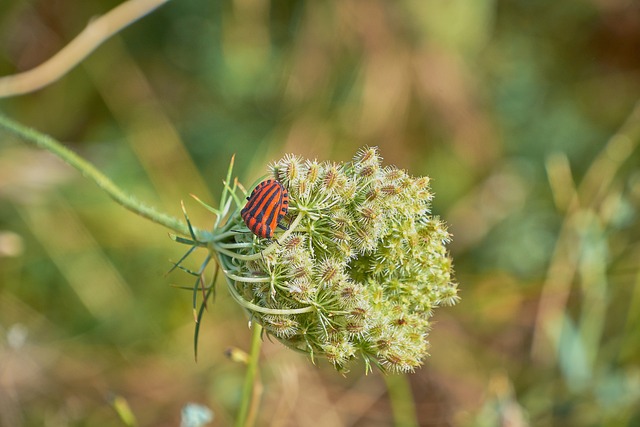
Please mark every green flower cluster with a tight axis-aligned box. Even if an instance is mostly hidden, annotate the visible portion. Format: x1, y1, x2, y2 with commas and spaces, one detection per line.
221, 147, 458, 373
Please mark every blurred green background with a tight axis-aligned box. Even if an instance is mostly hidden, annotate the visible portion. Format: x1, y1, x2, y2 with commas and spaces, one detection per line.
1, 0, 640, 426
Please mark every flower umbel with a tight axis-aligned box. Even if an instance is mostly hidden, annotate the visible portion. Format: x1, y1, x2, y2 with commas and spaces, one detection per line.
185, 147, 458, 373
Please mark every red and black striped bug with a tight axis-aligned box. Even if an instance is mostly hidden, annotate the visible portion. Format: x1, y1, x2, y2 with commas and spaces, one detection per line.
241, 179, 289, 240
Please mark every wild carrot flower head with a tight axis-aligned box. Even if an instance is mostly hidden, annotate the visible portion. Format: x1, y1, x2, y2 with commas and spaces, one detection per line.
215, 147, 458, 373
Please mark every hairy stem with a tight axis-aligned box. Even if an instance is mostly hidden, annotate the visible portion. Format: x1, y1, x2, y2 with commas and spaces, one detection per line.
0, 113, 205, 239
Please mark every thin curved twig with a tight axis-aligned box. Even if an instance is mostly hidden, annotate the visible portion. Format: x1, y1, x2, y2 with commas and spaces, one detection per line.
0, 0, 170, 98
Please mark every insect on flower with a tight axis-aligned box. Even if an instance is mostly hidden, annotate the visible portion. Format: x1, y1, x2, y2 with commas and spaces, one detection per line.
241, 179, 289, 240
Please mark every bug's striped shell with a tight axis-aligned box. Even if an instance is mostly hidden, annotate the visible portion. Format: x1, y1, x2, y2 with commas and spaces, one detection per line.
241, 179, 289, 239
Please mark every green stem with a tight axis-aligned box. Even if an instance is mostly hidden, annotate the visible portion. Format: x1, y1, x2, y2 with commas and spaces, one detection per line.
383, 373, 419, 427
235, 323, 263, 427
0, 113, 206, 239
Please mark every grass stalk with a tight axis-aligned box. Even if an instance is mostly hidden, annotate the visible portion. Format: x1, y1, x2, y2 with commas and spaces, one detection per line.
383, 373, 419, 427
235, 323, 264, 427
